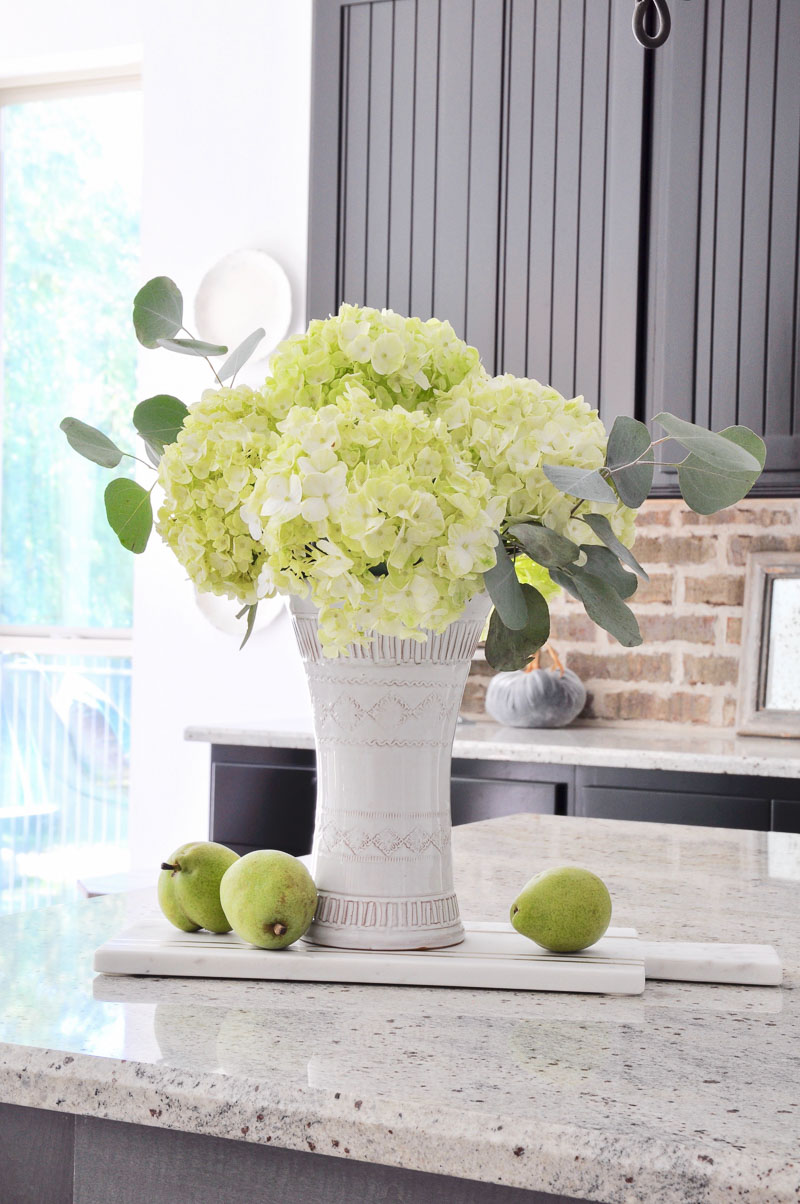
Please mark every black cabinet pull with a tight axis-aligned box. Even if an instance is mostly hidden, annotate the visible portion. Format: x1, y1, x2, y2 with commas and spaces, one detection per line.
632, 0, 672, 49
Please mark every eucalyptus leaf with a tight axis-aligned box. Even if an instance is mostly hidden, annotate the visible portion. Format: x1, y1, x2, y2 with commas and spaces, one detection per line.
484, 584, 550, 671
551, 566, 642, 647
104, 479, 153, 554
677, 426, 766, 514
654, 411, 761, 472
483, 536, 528, 630
606, 416, 654, 507
144, 442, 162, 468
578, 546, 638, 600
218, 328, 266, 382
157, 337, 228, 357
133, 277, 183, 348
549, 570, 581, 603
133, 395, 190, 452
240, 602, 259, 650
59, 418, 123, 469
542, 463, 618, 503
580, 512, 649, 581
507, 522, 580, 569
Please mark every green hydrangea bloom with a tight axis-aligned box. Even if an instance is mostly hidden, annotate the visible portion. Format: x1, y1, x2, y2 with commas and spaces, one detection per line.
433, 370, 636, 550
266, 303, 482, 417
241, 384, 504, 654
267, 307, 635, 552
514, 555, 561, 602
156, 307, 638, 655
156, 384, 275, 605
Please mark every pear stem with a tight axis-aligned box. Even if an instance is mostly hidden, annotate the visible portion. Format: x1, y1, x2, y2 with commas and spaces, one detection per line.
160, 862, 177, 872
273, 922, 288, 937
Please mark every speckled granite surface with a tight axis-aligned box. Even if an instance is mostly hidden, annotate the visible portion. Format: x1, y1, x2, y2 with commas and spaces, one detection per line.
1, 814, 799, 1203
185, 720, 800, 778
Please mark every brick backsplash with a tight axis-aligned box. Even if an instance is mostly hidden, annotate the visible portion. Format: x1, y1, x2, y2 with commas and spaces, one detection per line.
463, 497, 800, 728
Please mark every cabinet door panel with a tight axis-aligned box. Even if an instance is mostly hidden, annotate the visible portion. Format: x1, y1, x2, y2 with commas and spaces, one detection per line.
451, 776, 556, 826
308, 0, 643, 428
646, 0, 800, 492
210, 764, 316, 856
576, 786, 770, 831
499, 0, 643, 421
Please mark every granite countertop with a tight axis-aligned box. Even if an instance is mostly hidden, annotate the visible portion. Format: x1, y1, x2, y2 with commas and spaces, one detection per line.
185, 719, 800, 779
1, 814, 799, 1202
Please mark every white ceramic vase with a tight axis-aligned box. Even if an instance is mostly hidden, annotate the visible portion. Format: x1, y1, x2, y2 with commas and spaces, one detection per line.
289, 593, 490, 951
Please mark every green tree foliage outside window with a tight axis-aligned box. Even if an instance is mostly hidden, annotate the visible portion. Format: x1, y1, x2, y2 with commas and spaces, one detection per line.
1, 90, 142, 628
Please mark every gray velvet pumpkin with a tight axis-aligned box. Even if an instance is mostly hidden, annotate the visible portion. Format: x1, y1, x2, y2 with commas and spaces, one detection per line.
485, 667, 586, 728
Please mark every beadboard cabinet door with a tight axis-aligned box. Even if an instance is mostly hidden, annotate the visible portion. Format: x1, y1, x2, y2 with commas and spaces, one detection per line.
645, 0, 800, 493
308, 0, 644, 427
309, 0, 800, 494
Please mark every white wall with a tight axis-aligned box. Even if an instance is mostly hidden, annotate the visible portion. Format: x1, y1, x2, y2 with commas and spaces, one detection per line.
0, 0, 142, 71
132, 0, 314, 868
3, 1, 314, 869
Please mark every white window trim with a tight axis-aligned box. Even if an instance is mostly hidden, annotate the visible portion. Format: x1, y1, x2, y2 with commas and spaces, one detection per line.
0, 69, 140, 107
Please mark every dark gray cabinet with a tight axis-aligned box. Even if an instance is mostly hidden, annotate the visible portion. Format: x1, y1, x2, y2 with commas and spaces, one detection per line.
309, 0, 642, 428
451, 757, 570, 824
573, 766, 776, 831
645, 0, 800, 493
309, 0, 800, 492
208, 745, 800, 849
772, 798, 800, 834
0, 1103, 563, 1204
210, 747, 317, 856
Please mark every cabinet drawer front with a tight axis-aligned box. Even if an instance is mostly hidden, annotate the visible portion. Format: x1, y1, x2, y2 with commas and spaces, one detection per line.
576, 786, 770, 830
451, 777, 556, 827
210, 764, 316, 856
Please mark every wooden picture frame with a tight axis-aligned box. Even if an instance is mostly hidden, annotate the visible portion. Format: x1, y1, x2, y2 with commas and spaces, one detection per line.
737, 552, 800, 738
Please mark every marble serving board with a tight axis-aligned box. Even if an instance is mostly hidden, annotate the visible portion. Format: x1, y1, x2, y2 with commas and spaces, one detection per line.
93, 918, 782, 996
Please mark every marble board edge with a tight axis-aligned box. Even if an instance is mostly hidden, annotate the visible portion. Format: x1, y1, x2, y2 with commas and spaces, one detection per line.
94, 919, 646, 996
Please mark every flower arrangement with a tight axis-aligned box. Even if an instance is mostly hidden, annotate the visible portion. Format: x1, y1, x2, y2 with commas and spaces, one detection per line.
61, 278, 765, 666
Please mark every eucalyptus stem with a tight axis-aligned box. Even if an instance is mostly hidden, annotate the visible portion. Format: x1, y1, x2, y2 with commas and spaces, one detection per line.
604, 435, 669, 476
181, 325, 223, 386
123, 451, 159, 472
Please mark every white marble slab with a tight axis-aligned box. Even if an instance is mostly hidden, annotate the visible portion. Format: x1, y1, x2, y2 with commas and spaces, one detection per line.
639, 939, 782, 985
184, 719, 800, 778
95, 918, 647, 995
95, 918, 782, 993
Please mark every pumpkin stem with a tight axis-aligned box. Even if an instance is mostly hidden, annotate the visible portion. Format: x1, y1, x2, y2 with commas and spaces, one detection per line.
545, 643, 566, 676
524, 649, 541, 673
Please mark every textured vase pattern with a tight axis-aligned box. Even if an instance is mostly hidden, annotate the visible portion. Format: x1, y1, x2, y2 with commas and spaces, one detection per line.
290, 594, 489, 950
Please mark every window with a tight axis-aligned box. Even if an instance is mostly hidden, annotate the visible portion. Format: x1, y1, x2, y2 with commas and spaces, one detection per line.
0, 77, 142, 910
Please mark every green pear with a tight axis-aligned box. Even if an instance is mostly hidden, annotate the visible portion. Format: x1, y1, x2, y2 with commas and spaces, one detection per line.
157, 867, 199, 932
219, 850, 317, 950
510, 866, 612, 953
158, 841, 239, 933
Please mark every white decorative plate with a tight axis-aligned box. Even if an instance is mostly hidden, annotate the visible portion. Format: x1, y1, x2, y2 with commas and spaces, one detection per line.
194, 248, 292, 364
194, 589, 284, 637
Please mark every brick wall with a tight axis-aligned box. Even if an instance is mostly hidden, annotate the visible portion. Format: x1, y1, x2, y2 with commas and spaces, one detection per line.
464, 497, 800, 727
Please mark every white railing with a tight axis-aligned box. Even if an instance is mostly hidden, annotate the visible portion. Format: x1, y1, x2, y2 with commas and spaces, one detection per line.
0, 633, 132, 912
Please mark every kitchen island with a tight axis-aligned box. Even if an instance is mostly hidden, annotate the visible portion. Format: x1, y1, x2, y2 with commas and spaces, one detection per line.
1, 813, 798, 1203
